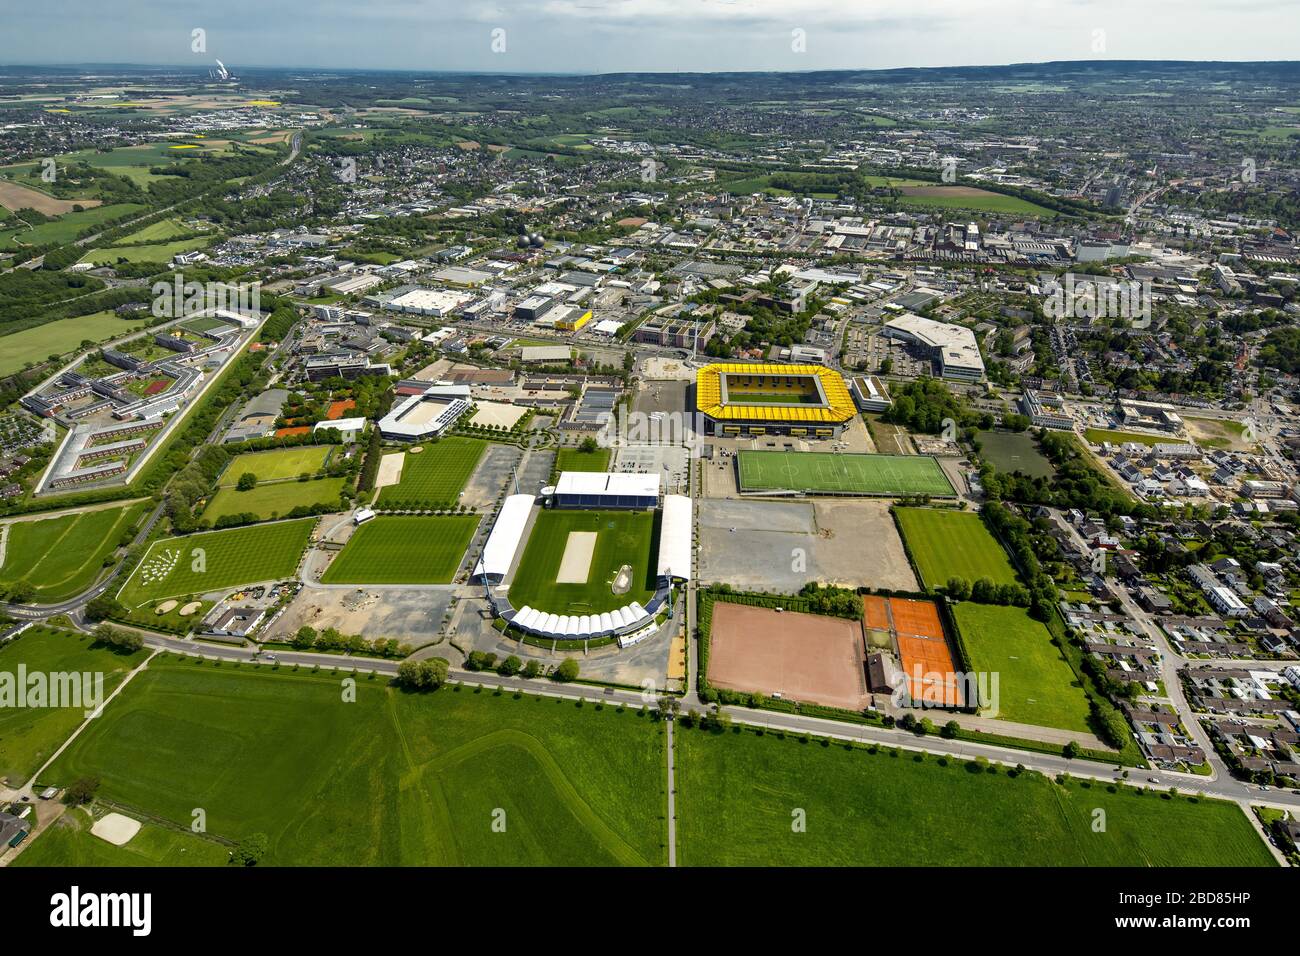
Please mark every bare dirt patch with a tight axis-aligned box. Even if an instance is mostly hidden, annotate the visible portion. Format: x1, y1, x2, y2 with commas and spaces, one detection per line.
375, 452, 405, 489
708, 602, 868, 710
556, 531, 597, 583
0, 181, 102, 216
91, 812, 142, 846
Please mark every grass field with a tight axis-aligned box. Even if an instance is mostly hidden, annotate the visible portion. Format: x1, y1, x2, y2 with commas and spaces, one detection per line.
0, 309, 151, 376
894, 508, 1020, 589
554, 447, 611, 474
111, 217, 200, 245
508, 509, 657, 615
79, 237, 209, 265
375, 437, 486, 508
738, 451, 954, 496
13, 810, 231, 867
40, 659, 667, 865
675, 726, 1274, 866
117, 519, 315, 607
220, 446, 331, 484
953, 602, 1093, 733
0, 627, 147, 785
0, 502, 147, 602
321, 515, 478, 584
1084, 428, 1168, 447
0, 202, 146, 249
976, 430, 1055, 479
202, 477, 347, 523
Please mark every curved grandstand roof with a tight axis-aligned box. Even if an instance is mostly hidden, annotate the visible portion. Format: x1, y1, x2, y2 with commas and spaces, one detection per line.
473, 494, 535, 581
657, 494, 693, 582
695, 363, 856, 424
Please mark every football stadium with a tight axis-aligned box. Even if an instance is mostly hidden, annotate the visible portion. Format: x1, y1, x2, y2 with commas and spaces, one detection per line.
473, 474, 692, 648
695, 363, 857, 438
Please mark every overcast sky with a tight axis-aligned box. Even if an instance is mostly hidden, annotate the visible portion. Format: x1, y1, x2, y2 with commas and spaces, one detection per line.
4, 1, 1300, 74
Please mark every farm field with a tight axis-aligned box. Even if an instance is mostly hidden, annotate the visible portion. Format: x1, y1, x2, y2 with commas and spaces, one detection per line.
0, 626, 147, 785
0, 178, 100, 216
117, 519, 315, 607
220, 445, 332, 484
13, 810, 231, 867
202, 477, 347, 523
40, 659, 667, 865
375, 436, 486, 508
0, 502, 148, 602
953, 602, 1093, 733
321, 515, 478, 584
0, 309, 151, 376
675, 727, 1274, 866
508, 509, 657, 615
738, 451, 954, 496
894, 508, 1020, 589
79, 236, 209, 265
895, 186, 1055, 217
976, 430, 1055, 479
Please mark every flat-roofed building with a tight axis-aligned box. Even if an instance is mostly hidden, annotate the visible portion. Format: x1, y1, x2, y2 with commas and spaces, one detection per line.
882, 314, 985, 382
551, 471, 660, 509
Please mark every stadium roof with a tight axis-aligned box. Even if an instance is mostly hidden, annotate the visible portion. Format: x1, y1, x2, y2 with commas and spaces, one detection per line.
657, 494, 692, 581
554, 471, 661, 499
695, 363, 856, 424
473, 494, 534, 581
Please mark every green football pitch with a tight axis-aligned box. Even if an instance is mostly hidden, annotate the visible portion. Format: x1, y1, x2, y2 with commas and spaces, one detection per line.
953, 602, 1093, 733
737, 451, 954, 496
0, 502, 147, 602
117, 519, 315, 607
40, 659, 667, 865
376, 437, 486, 508
219, 446, 331, 485
321, 515, 479, 584
894, 507, 1020, 589
507, 509, 657, 615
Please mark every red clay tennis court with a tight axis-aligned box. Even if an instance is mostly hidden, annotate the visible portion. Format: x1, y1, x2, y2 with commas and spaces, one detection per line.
708, 602, 869, 711
864, 594, 963, 707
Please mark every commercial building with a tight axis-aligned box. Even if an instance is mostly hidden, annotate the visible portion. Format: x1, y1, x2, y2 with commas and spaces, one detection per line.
695, 362, 857, 439
850, 375, 892, 412
882, 314, 985, 382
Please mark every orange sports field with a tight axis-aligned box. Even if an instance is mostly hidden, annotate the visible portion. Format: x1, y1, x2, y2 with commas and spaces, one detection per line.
863, 595, 963, 707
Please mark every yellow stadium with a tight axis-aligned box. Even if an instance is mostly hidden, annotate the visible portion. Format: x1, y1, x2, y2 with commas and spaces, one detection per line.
695, 363, 857, 438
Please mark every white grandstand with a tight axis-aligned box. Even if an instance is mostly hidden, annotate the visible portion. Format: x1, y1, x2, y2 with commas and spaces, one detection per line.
377, 383, 471, 441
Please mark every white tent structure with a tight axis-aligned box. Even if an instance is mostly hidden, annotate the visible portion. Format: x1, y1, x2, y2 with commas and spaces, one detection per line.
473, 494, 535, 582
657, 494, 693, 582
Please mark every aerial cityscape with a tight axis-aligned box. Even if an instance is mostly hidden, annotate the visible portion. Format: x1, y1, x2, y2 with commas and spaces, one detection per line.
0, 0, 1298, 917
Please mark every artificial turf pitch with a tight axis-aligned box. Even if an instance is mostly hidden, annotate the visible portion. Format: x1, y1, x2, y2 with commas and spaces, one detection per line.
40, 659, 667, 866
674, 726, 1275, 866
117, 518, 315, 607
507, 509, 657, 615
321, 515, 478, 584
737, 451, 953, 496
894, 507, 1020, 589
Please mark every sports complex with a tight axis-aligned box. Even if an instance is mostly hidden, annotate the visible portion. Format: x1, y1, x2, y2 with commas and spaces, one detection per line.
474, 473, 692, 647
695, 363, 857, 438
